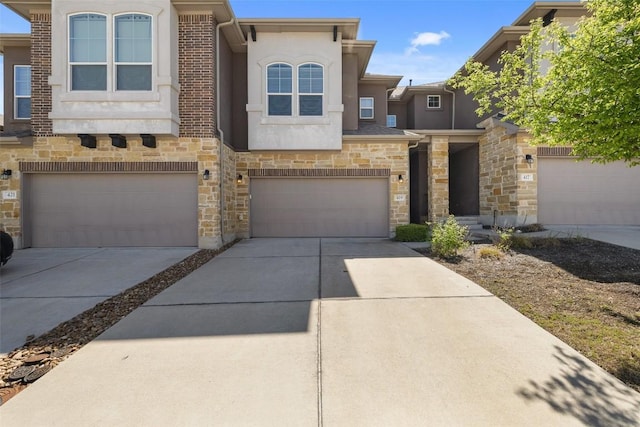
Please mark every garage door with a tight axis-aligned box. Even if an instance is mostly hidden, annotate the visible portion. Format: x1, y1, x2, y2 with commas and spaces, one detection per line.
538, 159, 640, 225
250, 178, 388, 237
27, 174, 198, 247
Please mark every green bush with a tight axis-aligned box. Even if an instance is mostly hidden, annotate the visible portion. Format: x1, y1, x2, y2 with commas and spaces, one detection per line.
395, 224, 430, 242
431, 216, 469, 258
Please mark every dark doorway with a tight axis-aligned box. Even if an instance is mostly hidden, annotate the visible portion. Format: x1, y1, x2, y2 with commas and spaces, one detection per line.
449, 143, 479, 216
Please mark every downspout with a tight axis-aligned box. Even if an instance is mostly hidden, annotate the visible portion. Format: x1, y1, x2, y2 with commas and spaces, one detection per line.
216, 17, 236, 246
443, 86, 456, 130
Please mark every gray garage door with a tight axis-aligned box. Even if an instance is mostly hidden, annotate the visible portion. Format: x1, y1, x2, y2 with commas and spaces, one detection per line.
27, 173, 198, 247
538, 159, 640, 225
250, 178, 389, 237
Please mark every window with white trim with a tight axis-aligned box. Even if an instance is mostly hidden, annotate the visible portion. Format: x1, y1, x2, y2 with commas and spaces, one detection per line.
298, 63, 323, 116
69, 13, 107, 90
69, 12, 152, 91
14, 65, 31, 119
427, 95, 441, 109
387, 115, 397, 128
267, 63, 292, 116
115, 14, 152, 90
360, 97, 374, 119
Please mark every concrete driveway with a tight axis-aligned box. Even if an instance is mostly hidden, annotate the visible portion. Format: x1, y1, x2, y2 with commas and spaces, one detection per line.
544, 225, 640, 250
1, 238, 639, 426
0, 247, 197, 356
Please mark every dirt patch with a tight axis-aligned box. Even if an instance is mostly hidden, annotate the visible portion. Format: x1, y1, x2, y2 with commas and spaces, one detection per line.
417, 238, 640, 392
0, 240, 238, 406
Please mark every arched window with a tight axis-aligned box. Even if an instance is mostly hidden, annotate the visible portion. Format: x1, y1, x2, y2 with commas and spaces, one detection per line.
114, 14, 153, 90
69, 13, 107, 90
298, 63, 323, 116
267, 63, 293, 116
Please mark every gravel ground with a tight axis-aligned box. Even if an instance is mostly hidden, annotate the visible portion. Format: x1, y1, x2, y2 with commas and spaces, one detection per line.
0, 241, 237, 406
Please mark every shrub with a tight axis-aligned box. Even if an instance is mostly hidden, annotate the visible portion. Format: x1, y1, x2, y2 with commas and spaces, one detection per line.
395, 224, 430, 242
516, 223, 546, 233
495, 228, 514, 251
431, 215, 469, 258
478, 246, 504, 260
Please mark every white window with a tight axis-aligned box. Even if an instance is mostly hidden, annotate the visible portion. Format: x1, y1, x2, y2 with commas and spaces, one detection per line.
115, 14, 152, 90
267, 63, 292, 116
298, 63, 323, 116
69, 13, 107, 90
386, 115, 397, 128
427, 95, 441, 109
14, 65, 31, 119
360, 97, 374, 119
69, 12, 152, 91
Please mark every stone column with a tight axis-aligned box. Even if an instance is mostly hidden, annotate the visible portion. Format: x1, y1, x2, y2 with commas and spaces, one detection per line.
427, 136, 449, 222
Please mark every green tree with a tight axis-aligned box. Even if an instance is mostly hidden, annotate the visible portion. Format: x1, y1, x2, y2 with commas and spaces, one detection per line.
450, 0, 640, 165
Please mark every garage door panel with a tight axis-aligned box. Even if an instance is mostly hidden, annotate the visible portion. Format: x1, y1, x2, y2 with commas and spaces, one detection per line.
251, 178, 388, 237
538, 159, 640, 225
29, 174, 198, 247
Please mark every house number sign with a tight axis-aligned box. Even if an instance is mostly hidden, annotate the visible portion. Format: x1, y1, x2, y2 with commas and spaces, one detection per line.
2, 190, 17, 200
519, 174, 534, 182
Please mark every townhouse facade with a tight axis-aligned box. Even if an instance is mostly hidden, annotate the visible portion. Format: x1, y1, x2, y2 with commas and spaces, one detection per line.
1, 0, 638, 249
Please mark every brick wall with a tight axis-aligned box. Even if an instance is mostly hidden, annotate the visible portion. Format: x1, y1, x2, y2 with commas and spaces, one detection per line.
178, 14, 216, 138
30, 13, 53, 137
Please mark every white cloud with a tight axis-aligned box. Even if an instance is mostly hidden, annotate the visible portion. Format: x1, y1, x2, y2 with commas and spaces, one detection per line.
367, 51, 465, 86
405, 31, 451, 55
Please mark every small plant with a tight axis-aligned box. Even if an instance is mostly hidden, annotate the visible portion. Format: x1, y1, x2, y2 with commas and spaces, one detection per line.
495, 227, 514, 251
395, 224, 431, 242
478, 246, 504, 260
431, 215, 469, 258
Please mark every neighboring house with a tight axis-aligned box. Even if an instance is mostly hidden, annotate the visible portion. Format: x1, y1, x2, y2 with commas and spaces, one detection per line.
390, 1, 640, 227
0, 0, 417, 249
1, 1, 638, 250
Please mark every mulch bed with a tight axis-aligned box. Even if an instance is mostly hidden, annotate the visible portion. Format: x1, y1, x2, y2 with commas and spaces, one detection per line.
416, 238, 640, 392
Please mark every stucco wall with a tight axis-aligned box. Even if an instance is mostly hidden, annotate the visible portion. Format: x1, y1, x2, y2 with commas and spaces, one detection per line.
48, 0, 180, 136
246, 31, 344, 150
357, 83, 388, 126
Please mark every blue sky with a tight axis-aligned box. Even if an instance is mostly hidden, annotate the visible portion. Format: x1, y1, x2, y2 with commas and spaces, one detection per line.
0, 1, 571, 115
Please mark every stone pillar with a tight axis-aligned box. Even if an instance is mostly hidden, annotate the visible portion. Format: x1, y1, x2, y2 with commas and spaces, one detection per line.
515, 132, 538, 224
427, 136, 449, 222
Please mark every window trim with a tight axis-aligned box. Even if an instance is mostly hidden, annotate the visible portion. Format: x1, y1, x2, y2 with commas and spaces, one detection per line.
426, 95, 441, 109
14, 65, 32, 120
297, 62, 324, 117
113, 12, 153, 91
359, 97, 375, 120
68, 12, 108, 91
68, 12, 154, 92
266, 62, 293, 116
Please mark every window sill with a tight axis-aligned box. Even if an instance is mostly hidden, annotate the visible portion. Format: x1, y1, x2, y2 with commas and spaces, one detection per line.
59, 91, 161, 103
260, 116, 331, 126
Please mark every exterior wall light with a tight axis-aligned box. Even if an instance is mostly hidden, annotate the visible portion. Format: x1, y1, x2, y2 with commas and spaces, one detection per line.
203, 169, 211, 180
237, 174, 243, 184
1, 169, 12, 180
525, 154, 534, 165
398, 174, 404, 183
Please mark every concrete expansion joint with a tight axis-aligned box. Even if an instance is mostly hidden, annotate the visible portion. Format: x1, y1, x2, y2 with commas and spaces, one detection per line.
144, 299, 316, 308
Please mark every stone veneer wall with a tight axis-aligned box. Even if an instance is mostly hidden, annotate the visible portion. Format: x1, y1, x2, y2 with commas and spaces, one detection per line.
427, 136, 449, 221
478, 119, 537, 226
234, 142, 409, 237
1, 136, 226, 249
